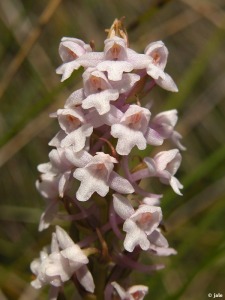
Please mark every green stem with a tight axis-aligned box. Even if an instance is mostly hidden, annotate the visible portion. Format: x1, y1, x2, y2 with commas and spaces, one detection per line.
93, 260, 108, 300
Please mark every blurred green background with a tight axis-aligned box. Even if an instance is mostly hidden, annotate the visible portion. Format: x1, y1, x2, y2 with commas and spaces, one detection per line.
0, 0, 225, 299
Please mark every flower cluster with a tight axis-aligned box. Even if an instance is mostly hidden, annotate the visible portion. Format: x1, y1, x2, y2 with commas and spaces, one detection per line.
31, 19, 184, 300
31, 226, 95, 294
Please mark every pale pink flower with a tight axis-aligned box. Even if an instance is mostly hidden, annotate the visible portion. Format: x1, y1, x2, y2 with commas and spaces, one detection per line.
56, 37, 92, 81
37, 149, 93, 231
145, 41, 178, 92
111, 105, 151, 155
146, 109, 185, 150
32, 19, 184, 300
97, 37, 134, 81
97, 36, 150, 81
82, 68, 120, 114
49, 99, 93, 152
60, 124, 93, 152
113, 194, 162, 252
31, 232, 67, 290
36, 148, 82, 231
65, 67, 140, 115
49, 106, 93, 152
31, 226, 95, 293
37, 148, 75, 198
85, 104, 123, 128
74, 152, 134, 201
111, 281, 148, 300
54, 226, 95, 293
36, 172, 60, 200
51, 106, 85, 134
144, 149, 183, 195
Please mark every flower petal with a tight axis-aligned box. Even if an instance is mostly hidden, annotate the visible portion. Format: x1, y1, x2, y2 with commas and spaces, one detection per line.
82, 89, 119, 115
64, 88, 84, 108
64, 148, 92, 168
61, 246, 88, 267
143, 157, 157, 175
76, 265, 95, 293
154, 149, 180, 172
113, 194, 134, 220
38, 200, 59, 231
97, 60, 133, 81
145, 127, 164, 146
111, 124, 147, 155
74, 168, 109, 201
60, 124, 93, 152
155, 72, 178, 92
148, 229, 168, 248
56, 225, 75, 248
56, 60, 81, 82
109, 171, 134, 194
169, 176, 183, 195
58, 171, 71, 197
111, 73, 140, 93
123, 219, 150, 252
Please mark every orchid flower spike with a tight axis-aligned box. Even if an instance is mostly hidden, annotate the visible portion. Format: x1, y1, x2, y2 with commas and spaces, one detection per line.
33, 18, 184, 300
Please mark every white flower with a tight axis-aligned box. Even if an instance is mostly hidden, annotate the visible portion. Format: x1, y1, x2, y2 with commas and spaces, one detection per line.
31, 232, 66, 290
97, 37, 151, 81
146, 109, 185, 150
52, 106, 85, 134
97, 37, 134, 81
36, 172, 60, 200
81, 68, 120, 114
145, 41, 178, 92
74, 152, 134, 201
56, 37, 92, 81
85, 104, 123, 128
144, 149, 183, 195
111, 105, 151, 155
65, 67, 140, 115
36, 148, 95, 231
37, 148, 76, 198
60, 124, 93, 152
49, 105, 93, 152
111, 281, 148, 300
31, 226, 95, 293
113, 194, 162, 252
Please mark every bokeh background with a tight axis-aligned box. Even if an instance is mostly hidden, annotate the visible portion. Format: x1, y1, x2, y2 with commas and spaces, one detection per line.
0, 0, 225, 299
